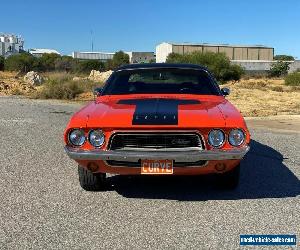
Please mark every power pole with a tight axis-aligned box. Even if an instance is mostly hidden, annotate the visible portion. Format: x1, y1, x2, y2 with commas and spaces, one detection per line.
90, 30, 94, 52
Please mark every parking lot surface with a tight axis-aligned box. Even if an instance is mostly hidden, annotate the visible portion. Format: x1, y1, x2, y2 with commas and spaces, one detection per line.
0, 96, 299, 249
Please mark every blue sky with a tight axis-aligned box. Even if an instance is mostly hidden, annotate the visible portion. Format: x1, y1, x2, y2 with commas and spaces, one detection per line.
2, 0, 300, 58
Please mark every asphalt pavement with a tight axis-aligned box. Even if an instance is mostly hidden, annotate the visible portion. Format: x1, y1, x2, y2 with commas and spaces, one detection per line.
0, 96, 299, 249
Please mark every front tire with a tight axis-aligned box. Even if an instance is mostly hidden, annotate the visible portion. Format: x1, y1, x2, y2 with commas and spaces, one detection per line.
78, 165, 106, 191
217, 164, 240, 189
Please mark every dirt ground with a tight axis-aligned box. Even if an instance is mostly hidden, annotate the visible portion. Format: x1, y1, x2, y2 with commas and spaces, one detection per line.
0, 71, 36, 95
223, 78, 300, 117
245, 115, 300, 133
1, 71, 300, 117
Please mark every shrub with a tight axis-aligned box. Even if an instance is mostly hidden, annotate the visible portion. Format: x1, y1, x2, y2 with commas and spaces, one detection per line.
105, 51, 129, 70
221, 64, 244, 81
34, 73, 97, 99
74, 59, 105, 73
166, 51, 244, 82
3, 50, 130, 73
54, 56, 75, 72
4, 53, 36, 72
0, 56, 4, 71
285, 72, 300, 86
39, 53, 61, 71
269, 61, 290, 77
274, 55, 294, 61
238, 81, 267, 90
270, 86, 284, 92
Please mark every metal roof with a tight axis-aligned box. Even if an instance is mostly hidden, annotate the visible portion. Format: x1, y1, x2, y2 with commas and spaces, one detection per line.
160, 42, 273, 49
29, 48, 60, 54
73, 51, 115, 55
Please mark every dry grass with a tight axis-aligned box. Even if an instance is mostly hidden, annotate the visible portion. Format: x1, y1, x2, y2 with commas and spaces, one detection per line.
31, 72, 102, 100
223, 78, 300, 116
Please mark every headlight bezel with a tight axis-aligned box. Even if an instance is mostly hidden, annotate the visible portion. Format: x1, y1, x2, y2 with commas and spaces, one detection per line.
208, 129, 226, 148
228, 128, 245, 147
68, 129, 86, 147
88, 129, 105, 148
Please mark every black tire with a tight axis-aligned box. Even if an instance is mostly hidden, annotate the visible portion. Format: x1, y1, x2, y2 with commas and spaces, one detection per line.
217, 164, 240, 189
78, 165, 106, 191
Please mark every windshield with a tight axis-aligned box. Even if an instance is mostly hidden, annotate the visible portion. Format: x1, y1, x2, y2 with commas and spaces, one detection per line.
102, 68, 221, 95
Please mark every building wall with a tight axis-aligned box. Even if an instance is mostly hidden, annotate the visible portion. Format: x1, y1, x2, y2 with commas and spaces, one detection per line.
288, 60, 300, 73
231, 60, 300, 74
0, 34, 23, 57
156, 42, 173, 63
218, 46, 234, 60
156, 42, 274, 62
184, 45, 202, 54
128, 52, 155, 63
231, 60, 272, 72
203, 46, 218, 53
0, 42, 4, 56
72, 52, 114, 61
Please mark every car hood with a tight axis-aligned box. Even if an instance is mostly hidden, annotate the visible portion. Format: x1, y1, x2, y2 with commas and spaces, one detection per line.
71, 95, 245, 129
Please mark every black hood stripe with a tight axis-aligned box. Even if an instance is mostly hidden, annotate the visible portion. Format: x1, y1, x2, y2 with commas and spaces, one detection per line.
118, 99, 200, 125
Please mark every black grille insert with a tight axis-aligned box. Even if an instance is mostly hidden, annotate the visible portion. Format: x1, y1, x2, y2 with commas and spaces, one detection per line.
109, 132, 203, 150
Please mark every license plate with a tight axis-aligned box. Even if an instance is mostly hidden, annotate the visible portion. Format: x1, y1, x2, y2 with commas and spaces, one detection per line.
141, 159, 173, 175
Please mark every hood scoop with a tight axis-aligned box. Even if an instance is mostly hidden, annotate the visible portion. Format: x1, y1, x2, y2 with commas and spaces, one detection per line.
118, 98, 200, 125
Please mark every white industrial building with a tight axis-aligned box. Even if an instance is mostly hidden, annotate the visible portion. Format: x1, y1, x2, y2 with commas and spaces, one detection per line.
72, 51, 114, 61
72, 51, 155, 64
0, 33, 24, 58
156, 42, 274, 63
29, 48, 60, 57
154, 41, 298, 74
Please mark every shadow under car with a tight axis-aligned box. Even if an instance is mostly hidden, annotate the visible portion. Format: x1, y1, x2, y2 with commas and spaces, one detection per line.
103, 140, 300, 201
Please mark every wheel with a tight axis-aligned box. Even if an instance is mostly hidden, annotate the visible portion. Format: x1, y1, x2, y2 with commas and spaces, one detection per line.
217, 164, 240, 189
78, 165, 106, 191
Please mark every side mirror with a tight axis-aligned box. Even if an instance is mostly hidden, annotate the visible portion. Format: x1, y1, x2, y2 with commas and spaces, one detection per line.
221, 87, 230, 96
93, 87, 103, 96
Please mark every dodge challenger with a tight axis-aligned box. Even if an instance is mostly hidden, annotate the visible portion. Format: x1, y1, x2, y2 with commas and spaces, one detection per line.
64, 63, 250, 191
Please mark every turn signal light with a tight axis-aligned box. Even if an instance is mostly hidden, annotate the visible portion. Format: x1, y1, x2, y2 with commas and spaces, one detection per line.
215, 163, 226, 172
87, 162, 99, 172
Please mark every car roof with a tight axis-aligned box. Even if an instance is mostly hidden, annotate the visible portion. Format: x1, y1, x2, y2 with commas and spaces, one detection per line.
115, 63, 209, 71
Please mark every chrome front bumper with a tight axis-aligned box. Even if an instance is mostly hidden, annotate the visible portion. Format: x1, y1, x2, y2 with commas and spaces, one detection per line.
64, 146, 250, 162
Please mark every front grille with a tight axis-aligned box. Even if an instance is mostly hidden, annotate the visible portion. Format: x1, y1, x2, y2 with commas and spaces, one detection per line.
106, 160, 207, 168
109, 132, 203, 150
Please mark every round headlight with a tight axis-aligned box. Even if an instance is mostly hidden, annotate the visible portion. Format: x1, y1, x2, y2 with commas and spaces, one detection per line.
229, 129, 245, 146
208, 129, 225, 148
69, 129, 86, 146
88, 129, 105, 148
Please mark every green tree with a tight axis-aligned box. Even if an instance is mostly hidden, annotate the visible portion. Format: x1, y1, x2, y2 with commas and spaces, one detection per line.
39, 53, 61, 71
55, 56, 75, 72
269, 61, 290, 77
166, 51, 244, 82
105, 51, 129, 70
4, 53, 36, 72
113, 51, 129, 66
0, 56, 4, 71
74, 59, 105, 73
274, 55, 294, 61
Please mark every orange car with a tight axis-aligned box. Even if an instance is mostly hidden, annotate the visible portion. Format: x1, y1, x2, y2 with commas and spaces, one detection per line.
64, 63, 250, 191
